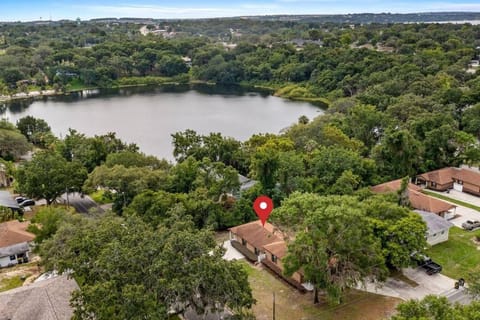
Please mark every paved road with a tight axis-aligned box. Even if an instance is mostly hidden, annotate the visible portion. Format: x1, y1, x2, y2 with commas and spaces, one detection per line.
60, 192, 104, 215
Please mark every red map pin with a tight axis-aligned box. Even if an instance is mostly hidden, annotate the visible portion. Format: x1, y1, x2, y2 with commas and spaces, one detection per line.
253, 195, 274, 227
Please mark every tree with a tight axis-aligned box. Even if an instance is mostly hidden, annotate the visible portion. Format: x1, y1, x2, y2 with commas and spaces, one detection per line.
15, 151, 87, 205
282, 196, 387, 304
0, 120, 30, 160
105, 151, 169, 170
392, 295, 480, 320
84, 164, 168, 212
372, 129, 422, 179
274, 193, 388, 304
27, 206, 72, 246
39, 214, 254, 319
16, 116, 52, 146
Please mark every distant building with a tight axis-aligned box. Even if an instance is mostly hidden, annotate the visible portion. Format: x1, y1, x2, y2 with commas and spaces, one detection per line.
0, 220, 35, 268
416, 167, 480, 196
415, 210, 454, 245
371, 179, 457, 219
0, 274, 79, 320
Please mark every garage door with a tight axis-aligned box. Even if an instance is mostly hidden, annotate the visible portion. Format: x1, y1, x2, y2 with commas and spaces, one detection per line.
453, 182, 463, 192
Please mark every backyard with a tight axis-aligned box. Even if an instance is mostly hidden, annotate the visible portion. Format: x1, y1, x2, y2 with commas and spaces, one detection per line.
241, 261, 401, 320
426, 227, 480, 281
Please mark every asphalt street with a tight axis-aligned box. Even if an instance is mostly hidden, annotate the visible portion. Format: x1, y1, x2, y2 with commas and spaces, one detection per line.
60, 192, 104, 215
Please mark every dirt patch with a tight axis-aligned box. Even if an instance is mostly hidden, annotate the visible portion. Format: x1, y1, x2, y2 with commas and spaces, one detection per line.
214, 231, 230, 244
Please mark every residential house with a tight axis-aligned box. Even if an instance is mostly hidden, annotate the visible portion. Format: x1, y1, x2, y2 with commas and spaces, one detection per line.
416, 167, 456, 191
371, 179, 457, 219
229, 221, 308, 291
416, 167, 480, 196
0, 220, 35, 268
0, 274, 79, 320
415, 210, 454, 245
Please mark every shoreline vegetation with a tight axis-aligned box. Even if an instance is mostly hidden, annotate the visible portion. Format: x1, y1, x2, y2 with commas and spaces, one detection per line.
0, 76, 331, 109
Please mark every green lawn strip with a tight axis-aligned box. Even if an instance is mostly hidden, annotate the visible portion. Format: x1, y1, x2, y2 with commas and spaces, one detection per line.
89, 189, 112, 205
426, 227, 480, 281
0, 275, 28, 292
423, 191, 480, 212
239, 260, 400, 320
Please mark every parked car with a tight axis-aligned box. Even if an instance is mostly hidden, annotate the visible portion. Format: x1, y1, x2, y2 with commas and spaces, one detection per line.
461, 220, 480, 231
19, 199, 35, 207
411, 252, 442, 275
15, 196, 27, 204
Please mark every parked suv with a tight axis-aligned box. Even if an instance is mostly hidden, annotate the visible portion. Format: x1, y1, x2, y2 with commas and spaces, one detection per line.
461, 220, 480, 231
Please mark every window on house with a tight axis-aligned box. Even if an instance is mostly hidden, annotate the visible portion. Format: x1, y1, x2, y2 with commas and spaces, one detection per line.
9, 255, 16, 261
241, 238, 247, 246
271, 254, 278, 263
441, 231, 445, 235
432, 182, 436, 187
433, 233, 437, 237
254, 247, 260, 255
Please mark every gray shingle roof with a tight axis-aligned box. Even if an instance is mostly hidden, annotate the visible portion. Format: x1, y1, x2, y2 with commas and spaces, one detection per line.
0, 242, 29, 258
415, 210, 454, 234
0, 191, 20, 210
0, 275, 79, 320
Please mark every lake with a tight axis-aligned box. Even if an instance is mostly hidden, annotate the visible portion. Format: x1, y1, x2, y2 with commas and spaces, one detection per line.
0, 84, 323, 160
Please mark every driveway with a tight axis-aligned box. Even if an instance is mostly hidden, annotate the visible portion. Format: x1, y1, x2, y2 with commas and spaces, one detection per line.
427, 190, 480, 228
360, 267, 456, 300
222, 240, 245, 261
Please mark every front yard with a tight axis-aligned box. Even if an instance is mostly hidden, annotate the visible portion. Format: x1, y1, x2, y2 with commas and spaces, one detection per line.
241, 261, 401, 320
426, 227, 480, 281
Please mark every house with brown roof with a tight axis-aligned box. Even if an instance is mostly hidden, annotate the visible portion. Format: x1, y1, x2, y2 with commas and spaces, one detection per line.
371, 179, 457, 219
229, 221, 308, 291
416, 167, 480, 196
0, 220, 35, 268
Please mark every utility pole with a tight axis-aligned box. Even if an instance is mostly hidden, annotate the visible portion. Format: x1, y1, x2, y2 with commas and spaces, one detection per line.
273, 292, 276, 320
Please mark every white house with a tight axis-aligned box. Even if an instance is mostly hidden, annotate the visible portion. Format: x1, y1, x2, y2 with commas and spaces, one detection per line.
0, 242, 30, 268
0, 220, 35, 268
415, 210, 454, 245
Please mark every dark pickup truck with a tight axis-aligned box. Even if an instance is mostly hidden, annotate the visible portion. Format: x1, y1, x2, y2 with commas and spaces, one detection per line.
412, 253, 442, 275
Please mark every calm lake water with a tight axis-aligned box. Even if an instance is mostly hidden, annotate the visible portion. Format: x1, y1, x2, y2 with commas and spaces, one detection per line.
1, 85, 323, 160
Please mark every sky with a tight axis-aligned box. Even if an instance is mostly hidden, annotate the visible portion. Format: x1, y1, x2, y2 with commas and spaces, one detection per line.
1, 0, 480, 21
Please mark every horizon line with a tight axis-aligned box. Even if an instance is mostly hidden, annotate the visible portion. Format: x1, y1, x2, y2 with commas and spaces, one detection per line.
2, 11, 480, 23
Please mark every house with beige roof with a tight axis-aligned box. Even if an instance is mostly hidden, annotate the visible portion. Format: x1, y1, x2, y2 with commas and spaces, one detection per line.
229, 221, 308, 291
0, 220, 35, 268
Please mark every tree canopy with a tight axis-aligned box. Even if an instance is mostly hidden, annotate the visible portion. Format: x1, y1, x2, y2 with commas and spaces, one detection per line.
39, 214, 254, 319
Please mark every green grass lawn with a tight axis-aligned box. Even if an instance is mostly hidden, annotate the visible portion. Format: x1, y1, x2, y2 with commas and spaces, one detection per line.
423, 191, 480, 212
426, 227, 480, 281
0, 275, 28, 292
240, 261, 400, 320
